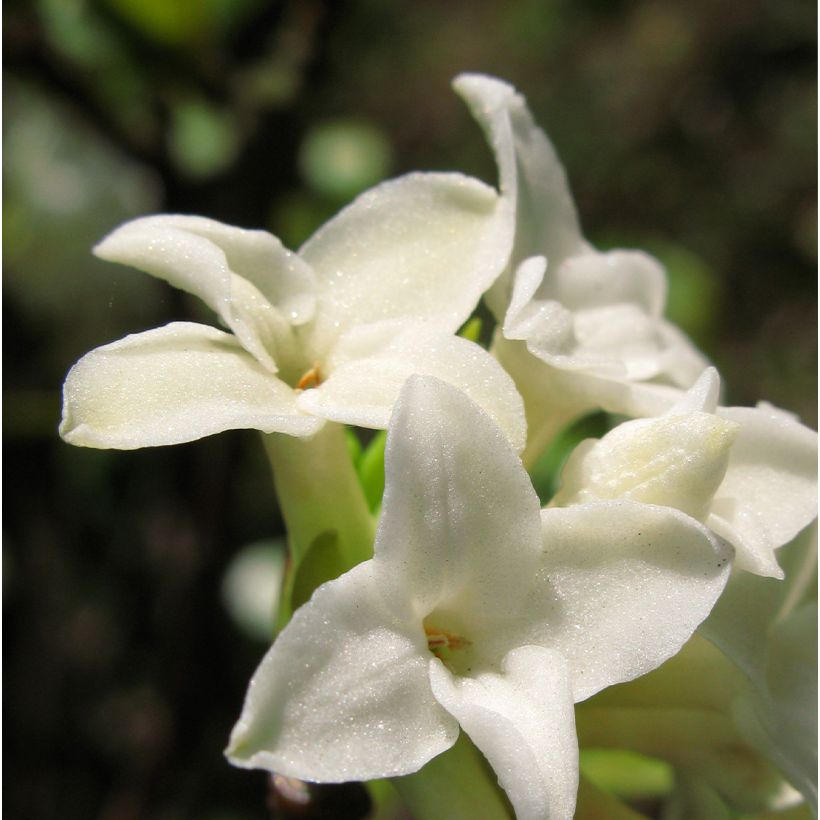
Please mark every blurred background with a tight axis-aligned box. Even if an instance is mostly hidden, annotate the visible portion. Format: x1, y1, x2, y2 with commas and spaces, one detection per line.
4, 1, 817, 818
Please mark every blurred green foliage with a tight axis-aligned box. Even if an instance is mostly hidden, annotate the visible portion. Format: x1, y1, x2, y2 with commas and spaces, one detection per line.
4, 1, 816, 819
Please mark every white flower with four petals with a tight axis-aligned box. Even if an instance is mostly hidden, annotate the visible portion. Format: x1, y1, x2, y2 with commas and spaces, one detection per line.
227, 376, 732, 820
60, 173, 524, 451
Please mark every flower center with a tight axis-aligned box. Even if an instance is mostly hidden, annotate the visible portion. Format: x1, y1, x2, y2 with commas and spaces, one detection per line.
424, 620, 474, 674
295, 361, 322, 391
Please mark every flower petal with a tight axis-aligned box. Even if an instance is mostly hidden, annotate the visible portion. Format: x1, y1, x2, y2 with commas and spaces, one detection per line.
501, 257, 708, 386
226, 561, 458, 780
453, 74, 586, 316
709, 403, 818, 576
492, 332, 687, 466
59, 322, 322, 449
534, 501, 732, 701
552, 410, 739, 522
300, 172, 512, 345
366, 374, 540, 620
298, 321, 526, 453
94, 215, 315, 370
429, 645, 579, 820
546, 250, 667, 318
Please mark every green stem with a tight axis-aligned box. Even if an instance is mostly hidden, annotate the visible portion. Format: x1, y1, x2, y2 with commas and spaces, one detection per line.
263, 423, 375, 620
391, 734, 512, 820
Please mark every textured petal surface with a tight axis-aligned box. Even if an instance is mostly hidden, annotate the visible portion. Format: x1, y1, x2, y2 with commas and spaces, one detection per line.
429, 646, 579, 820
60, 322, 322, 448
371, 375, 540, 620
298, 321, 526, 452
709, 403, 818, 576
94, 215, 315, 370
300, 172, 512, 345
534, 501, 732, 701
227, 561, 458, 780
114, 214, 318, 321
552, 410, 739, 521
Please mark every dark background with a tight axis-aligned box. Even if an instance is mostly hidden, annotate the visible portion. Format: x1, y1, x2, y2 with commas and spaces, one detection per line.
4, 1, 817, 818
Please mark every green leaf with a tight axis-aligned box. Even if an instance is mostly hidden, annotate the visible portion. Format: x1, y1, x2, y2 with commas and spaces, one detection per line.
289, 530, 349, 613
392, 734, 512, 820
358, 430, 387, 513
345, 426, 364, 466
459, 316, 483, 343
580, 748, 674, 800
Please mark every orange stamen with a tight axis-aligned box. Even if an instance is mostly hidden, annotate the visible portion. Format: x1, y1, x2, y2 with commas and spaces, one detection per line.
296, 362, 322, 391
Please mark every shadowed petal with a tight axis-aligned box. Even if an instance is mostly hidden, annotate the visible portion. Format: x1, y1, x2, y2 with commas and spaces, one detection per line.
429, 646, 578, 820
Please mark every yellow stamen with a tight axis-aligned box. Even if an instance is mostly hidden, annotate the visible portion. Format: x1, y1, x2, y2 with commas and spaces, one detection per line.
296, 362, 322, 391
425, 625, 472, 655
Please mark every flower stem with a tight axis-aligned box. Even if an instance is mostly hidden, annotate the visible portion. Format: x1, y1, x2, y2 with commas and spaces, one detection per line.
391, 734, 512, 820
263, 423, 375, 619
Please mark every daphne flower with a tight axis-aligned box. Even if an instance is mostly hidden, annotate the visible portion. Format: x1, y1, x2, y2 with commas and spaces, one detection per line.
552, 368, 818, 577
60, 171, 524, 451
451, 74, 708, 457
227, 376, 732, 819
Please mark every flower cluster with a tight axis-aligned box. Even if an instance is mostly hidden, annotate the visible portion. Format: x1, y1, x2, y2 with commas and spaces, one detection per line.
60, 75, 817, 819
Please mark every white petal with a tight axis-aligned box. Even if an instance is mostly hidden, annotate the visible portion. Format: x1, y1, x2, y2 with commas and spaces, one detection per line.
120, 214, 318, 322
552, 411, 739, 521
227, 561, 458, 780
547, 250, 667, 318
453, 74, 585, 316
502, 257, 708, 386
709, 403, 818, 576
59, 322, 322, 449
535, 501, 732, 701
368, 375, 540, 621
492, 332, 687, 465
503, 257, 576, 352
668, 367, 721, 415
298, 321, 526, 453
95, 215, 315, 370
300, 172, 512, 346
429, 646, 578, 820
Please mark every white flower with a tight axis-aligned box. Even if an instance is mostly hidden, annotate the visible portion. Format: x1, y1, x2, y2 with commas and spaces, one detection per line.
227, 376, 732, 820
552, 368, 818, 577
452, 74, 708, 439
60, 170, 524, 450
